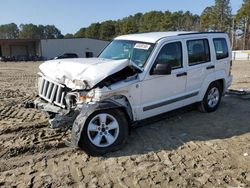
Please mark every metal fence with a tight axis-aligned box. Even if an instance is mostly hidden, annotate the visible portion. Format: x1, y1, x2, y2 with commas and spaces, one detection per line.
232, 51, 250, 61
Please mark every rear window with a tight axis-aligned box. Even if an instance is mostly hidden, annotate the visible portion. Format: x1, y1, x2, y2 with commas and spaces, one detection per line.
187, 39, 210, 66
213, 38, 229, 60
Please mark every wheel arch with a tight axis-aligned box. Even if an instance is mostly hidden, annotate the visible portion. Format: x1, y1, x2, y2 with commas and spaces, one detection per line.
198, 70, 227, 101
71, 96, 133, 148
216, 79, 225, 94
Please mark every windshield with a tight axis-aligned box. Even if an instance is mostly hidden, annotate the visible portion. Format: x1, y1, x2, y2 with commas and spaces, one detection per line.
99, 40, 155, 67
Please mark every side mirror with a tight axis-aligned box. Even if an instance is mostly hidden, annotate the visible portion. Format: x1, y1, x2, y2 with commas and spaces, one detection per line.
150, 61, 172, 75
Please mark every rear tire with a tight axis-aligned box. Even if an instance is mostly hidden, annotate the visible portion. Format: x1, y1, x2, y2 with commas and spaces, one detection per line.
198, 82, 222, 113
78, 109, 128, 156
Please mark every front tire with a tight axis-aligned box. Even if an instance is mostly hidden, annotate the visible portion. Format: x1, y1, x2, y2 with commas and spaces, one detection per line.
78, 109, 128, 156
198, 82, 222, 113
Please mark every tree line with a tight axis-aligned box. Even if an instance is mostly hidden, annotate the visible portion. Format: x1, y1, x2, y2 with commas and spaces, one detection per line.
0, 0, 250, 50
0, 23, 63, 39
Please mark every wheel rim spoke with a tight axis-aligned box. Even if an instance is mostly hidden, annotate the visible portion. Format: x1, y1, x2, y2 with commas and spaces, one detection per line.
208, 94, 212, 100
208, 100, 212, 106
214, 90, 219, 97
108, 121, 119, 130
105, 133, 116, 144
99, 114, 107, 124
212, 88, 216, 94
88, 123, 98, 132
92, 134, 102, 146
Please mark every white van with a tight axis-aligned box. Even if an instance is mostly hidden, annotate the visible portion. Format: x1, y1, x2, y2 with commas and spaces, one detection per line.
35, 32, 233, 155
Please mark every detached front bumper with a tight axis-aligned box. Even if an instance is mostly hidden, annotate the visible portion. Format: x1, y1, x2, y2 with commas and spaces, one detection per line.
34, 98, 67, 114
34, 98, 79, 128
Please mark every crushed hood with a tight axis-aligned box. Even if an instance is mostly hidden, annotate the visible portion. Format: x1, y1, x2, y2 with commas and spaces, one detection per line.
39, 58, 141, 90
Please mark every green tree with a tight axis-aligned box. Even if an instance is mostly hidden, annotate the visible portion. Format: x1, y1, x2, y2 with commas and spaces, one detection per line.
19, 24, 41, 39
19, 24, 62, 39
42, 25, 62, 39
182, 11, 200, 31
74, 28, 86, 38
99, 20, 116, 40
139, 11, 165, 32
64, 33, 74, 38
85, 23, 101, 38
161, 11, 173, 31
170, 11, 184, 30
123, 13, 142, 34
0, 23, 19, 39
74, 11, 201, 40
201, 0, 232, 32
236, 0, 250, 49
118, 15, 138, 35
214, 0, 232, 31
201, 7, 217, 31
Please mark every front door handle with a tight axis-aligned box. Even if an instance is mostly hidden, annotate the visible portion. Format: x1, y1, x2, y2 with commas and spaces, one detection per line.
206, 65, 215, 70
176, 72, 187, 77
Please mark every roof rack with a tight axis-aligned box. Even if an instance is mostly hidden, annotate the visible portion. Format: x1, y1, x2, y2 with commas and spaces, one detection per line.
178, 32, 225, 36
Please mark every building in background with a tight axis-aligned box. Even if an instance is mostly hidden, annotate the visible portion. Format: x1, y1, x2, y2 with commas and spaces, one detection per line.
40, 38, 109, 59
0, 38, 109, 60
0, 39, 40, 58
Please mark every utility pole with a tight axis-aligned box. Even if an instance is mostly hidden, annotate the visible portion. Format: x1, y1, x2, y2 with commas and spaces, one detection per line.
220, 0, 224, 31
231, 16, 235, 50
243, 16, 248, 50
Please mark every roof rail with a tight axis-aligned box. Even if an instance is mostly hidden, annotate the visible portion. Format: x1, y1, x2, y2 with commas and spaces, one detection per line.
178, 32, 226, 36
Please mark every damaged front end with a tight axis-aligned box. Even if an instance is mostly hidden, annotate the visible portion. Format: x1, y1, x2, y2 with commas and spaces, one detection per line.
34, 58, 139, 131
34, 74, 84, 128
31, 39, 157, 154
34, 98, 78, 129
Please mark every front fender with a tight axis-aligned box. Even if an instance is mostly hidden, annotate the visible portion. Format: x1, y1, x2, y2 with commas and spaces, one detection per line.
71, 101, 124, 148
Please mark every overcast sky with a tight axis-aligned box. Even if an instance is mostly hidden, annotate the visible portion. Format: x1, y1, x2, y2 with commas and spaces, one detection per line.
0, 0, 243, 34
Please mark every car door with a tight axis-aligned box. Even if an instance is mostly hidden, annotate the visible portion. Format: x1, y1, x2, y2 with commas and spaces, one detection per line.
184, 37, 215, 105
139, 40, 187, 120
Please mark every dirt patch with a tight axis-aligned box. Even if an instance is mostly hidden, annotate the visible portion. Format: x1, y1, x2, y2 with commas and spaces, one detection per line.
0, 61, 250, 187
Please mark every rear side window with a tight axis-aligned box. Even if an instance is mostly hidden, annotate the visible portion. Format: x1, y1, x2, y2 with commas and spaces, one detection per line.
213, 38, 229, 60
187, 39, 210, 65
154, 42, 182, 69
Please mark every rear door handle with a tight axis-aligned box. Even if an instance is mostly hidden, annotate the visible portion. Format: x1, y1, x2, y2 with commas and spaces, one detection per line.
176, 72, 187, 77
206, 65, 215, 70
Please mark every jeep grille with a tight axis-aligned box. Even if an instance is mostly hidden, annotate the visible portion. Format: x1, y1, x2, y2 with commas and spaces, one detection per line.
38, 76, 66, 108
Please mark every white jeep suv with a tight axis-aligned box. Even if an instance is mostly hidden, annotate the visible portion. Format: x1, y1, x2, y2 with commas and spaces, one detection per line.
35, 31, 233, 155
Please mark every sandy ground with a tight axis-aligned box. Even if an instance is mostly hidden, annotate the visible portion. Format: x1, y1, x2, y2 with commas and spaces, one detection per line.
0, 61, 250, 187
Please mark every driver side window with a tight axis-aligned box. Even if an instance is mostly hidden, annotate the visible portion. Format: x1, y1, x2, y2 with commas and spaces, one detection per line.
154, 42, 183, 70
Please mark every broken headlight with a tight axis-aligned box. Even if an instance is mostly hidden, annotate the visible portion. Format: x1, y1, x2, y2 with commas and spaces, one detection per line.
77, 90, 95, 103
72, 80, 87, 90
65, 90, 94, 108
66, 79, 89, 90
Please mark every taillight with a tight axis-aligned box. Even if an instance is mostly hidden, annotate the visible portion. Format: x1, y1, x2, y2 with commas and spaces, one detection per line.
229, 60, 232, 76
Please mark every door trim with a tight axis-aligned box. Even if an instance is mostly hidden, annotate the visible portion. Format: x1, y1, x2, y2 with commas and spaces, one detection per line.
143, 91, 199, 111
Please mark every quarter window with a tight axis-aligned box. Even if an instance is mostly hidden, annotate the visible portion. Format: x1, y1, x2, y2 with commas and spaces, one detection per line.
187, 39, 210, 65
154, 42, 182, 69
213, 38, 229, 60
